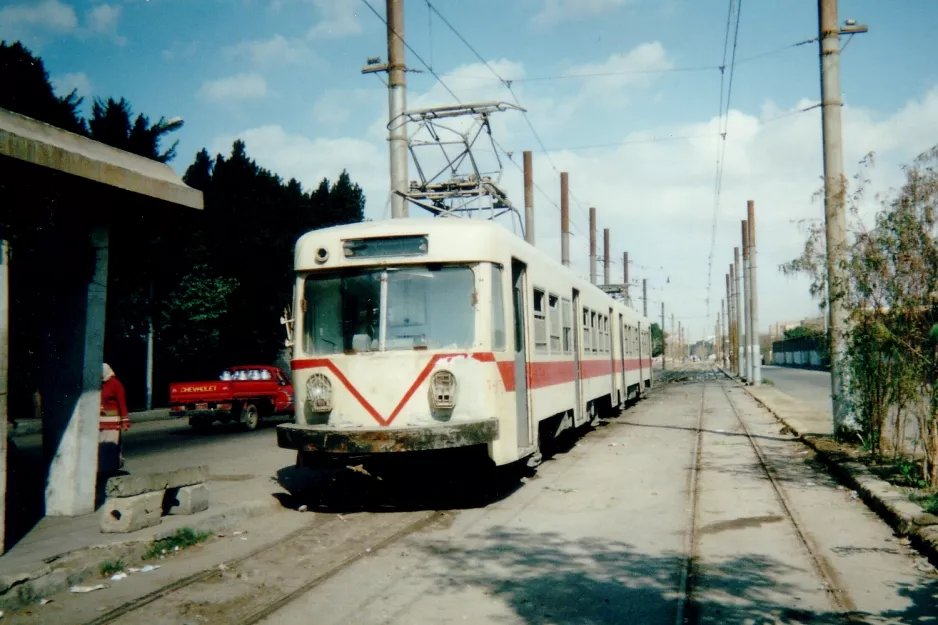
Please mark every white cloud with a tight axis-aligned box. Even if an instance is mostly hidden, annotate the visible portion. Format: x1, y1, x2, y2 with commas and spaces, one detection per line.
51, 72, 92, 98
533, 0, 632, 26
312, 89, 374, 125
206, 39, 938, 338
162, 40, 199, 62
197, 74, 269, 102
84, 3, 127, 45
562, 42, 674, 105
307, 0, 361, 40
0, 0, 77, 43
222, 34, 318, 68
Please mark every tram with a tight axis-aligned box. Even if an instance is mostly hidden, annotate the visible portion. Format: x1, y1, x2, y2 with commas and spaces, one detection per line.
276, 218, 653, 469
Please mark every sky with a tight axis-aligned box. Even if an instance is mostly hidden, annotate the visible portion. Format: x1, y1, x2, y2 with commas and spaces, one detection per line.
4, 0, 938, 343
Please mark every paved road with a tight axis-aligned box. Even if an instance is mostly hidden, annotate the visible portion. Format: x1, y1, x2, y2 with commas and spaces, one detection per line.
761, 365, 832, 414
7, 370, 938, 624
7, 415, 295, 549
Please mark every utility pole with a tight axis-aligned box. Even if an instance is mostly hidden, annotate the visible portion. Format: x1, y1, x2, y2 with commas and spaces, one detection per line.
748, 200, 761, 385
589, 207, 597, 285
642, 279, 647, 317
819, 0, 867, 433
523, 150, 534, 245
623, 252, 629, 305
560, 172, 570, 267
603, 228, 610, 286
742, 221, 752, 382
386, 0, 408, 218
734, 247, 743, 378
679, 322, 683, 363
671, 313, 675, 367
722, 297, 728, 369
661, 302, 666, 371
0, 239, 9, 554
145, 278, 154, 410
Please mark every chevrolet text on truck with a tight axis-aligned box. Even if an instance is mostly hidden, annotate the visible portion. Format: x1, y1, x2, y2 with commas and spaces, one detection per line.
169, 365, 294, 431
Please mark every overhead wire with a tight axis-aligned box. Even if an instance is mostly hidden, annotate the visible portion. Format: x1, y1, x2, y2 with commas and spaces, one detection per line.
358, 0, 461, 103
426, 0, 593, 226
705, 0, 743, 323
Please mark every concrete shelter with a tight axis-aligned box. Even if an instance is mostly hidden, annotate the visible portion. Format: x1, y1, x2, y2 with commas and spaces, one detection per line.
0, 107, 202, 552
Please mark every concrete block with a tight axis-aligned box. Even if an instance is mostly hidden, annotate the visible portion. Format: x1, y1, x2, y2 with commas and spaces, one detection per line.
105, 465, 209, 498
100, 491, 163, 533
165, 484, 210, 516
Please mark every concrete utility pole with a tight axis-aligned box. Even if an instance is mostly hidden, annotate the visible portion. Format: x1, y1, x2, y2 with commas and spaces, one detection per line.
560, 172, 570, 267
603, 228, 610, 286
145, 278, 154, 410
523, 150, 534, 245
748, 201, 761, 385
623, 252, 629, 304
730, 264, 738, 376
734, 247, 744, 378
0, 239, 9, 553
722, 298, 729, 369
742, 220, 753, 383
671, 313, 675, 366
661, 302, 666, 371
642, 279, 648, 317
679, 322, 683, 363
386, 0, 408, 218
589, 207, 597, 285
819, 0, 867, 433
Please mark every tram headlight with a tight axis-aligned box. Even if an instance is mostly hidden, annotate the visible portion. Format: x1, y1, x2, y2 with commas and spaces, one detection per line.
429, 370, 457, 410
306, 373, 333, 412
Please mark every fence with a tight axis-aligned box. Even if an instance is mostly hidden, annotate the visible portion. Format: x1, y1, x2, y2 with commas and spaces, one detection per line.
771, 336, 828, 369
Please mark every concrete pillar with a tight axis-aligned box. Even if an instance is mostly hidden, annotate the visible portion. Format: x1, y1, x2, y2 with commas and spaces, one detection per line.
0, 240, 9, 552
44, 225, 109, 516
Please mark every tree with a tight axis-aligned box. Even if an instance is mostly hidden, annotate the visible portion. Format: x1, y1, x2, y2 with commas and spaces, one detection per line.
651, 322, 664, 357
783, 147, 938, 485
0, 41, 85, 135
88, 97, 183, 163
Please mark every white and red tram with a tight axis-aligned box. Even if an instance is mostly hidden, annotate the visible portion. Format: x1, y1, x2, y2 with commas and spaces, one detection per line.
276, 218, 653, 469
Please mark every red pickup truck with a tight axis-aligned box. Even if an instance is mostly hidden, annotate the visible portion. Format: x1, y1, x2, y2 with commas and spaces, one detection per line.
169, 365, 294, 431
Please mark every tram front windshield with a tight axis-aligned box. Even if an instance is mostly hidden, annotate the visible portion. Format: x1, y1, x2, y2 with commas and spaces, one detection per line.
302, 264, 476, 354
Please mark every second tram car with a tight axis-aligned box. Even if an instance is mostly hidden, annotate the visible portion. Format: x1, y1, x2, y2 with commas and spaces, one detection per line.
276, 218, 653, 469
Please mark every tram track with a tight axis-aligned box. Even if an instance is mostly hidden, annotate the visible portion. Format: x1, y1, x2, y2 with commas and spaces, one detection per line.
673, 368, 869, 623
715, 380, 866, 622
82, 510, 450, 625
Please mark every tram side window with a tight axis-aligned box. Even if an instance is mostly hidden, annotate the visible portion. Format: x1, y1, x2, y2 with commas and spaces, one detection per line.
591, 312, 598, 353
582, 309, 591, 354
561, 298, 572, 354
492, 264, 506, 350
604, 316, 610, 353
533, 288, 548, 353
548, 294, 561, 353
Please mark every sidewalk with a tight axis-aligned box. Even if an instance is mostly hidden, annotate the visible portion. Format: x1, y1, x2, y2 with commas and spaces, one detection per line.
718, 368, 938, 567
9, 409, 174, 438
0, 424, 298, 611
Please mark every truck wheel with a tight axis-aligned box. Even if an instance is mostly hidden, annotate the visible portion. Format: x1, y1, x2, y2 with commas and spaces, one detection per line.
241, 403, 260, 431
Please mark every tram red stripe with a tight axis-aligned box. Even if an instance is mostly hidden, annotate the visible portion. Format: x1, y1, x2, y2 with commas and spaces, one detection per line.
292, 353, 651, 427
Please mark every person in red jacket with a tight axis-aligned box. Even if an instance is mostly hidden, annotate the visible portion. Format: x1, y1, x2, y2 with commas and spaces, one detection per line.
99, 363, 130, 474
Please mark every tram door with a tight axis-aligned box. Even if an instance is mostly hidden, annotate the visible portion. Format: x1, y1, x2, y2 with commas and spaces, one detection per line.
618, 313, 626, 405
572, 289, 585, 426
638, 322, 644, 391
511, 259, 532, 449
608, 307, 616, 403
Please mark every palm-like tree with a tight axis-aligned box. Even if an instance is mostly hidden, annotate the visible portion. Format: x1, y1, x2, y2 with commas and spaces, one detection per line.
88, 97, 183, 163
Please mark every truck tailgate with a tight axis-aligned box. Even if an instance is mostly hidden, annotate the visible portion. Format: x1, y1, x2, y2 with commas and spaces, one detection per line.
169, 381, 232, 404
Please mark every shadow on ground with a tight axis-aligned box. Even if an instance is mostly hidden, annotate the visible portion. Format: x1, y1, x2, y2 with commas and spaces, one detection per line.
412, 525, 938, 625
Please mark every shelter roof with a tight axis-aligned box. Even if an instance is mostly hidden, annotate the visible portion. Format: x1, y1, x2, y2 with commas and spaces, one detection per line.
0, 107, 202, 210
